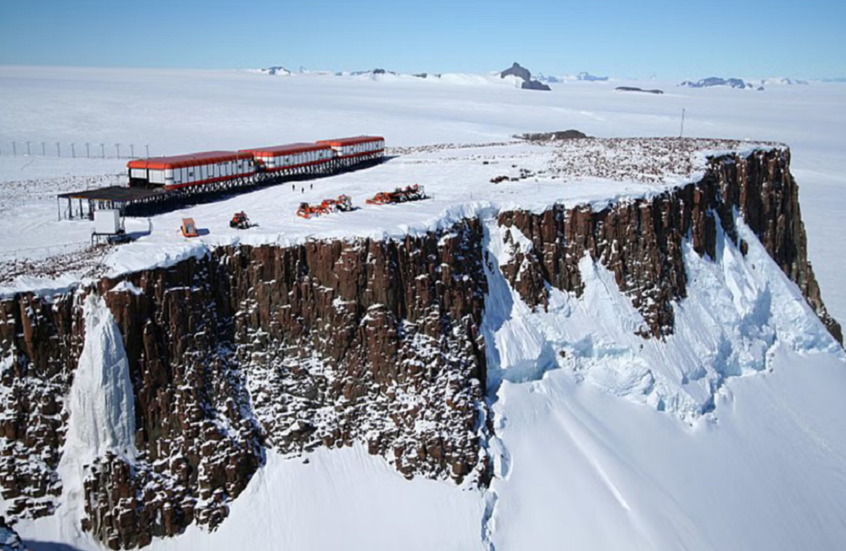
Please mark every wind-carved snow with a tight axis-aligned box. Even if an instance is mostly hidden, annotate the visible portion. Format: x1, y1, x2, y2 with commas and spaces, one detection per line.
56, 293, 135, 534
484, 210, 843, 422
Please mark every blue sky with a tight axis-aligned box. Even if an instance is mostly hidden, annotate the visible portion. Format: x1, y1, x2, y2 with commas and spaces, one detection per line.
1, 0, 844, 79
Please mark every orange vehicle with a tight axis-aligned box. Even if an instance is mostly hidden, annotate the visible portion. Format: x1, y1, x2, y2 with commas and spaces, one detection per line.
230, 211, 251, 229
297, 202, 321, 219
181, 218, 198, 238
326, 194, 353, 212
366, 191, 393, 205
366, 184, 426, 205
297, 195, 354, 218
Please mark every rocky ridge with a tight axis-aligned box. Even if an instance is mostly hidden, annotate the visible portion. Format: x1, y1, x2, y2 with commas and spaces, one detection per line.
680, 77, 751, 89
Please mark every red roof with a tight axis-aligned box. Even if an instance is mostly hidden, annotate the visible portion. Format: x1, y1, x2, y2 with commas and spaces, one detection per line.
317, 136, 384, 147
127, 151, 249, 170
241, 143, 333, 157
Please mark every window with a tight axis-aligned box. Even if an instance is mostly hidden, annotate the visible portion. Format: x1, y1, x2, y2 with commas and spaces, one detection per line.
149, 170, 166, 184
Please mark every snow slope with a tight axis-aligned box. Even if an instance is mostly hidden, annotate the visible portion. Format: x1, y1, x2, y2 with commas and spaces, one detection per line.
479, 206, 846, 550
489, 347, 846, 551
25, 445, 486, 551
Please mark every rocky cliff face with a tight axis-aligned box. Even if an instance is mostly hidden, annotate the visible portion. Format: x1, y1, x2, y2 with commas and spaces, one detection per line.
0, 292, 83, 519
0, 219, 487, 549
0, 148, 840, 549
497, 149, 842, 343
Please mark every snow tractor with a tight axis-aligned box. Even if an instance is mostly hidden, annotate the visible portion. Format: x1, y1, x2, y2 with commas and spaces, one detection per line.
230, 211, 252, 229
333, 194, 354, 212
297, 195, 355, 218
365, 184, 427, 205
297, 202, 321, 219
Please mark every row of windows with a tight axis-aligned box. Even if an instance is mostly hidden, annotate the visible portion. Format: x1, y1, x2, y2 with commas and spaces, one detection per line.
266, 149, 333, 167
169, 160, 253, 184
339, 141, 384, 156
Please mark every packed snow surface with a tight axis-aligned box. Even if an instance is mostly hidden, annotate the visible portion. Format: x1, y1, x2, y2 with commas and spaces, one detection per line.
1, 67, 845, 551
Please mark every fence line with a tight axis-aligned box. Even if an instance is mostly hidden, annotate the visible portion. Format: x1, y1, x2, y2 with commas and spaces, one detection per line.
0, 141, 153, 159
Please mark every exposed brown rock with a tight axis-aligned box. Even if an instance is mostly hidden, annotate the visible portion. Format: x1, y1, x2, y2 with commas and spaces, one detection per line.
0, 219, 488, 548
0, 291, 85, 519
229, 219, 487, 481
497, 148, 842, 343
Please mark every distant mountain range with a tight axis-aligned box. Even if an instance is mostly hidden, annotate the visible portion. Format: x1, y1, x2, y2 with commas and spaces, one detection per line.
536, 72, 610, 83
680, 77, 752, 89
253, 66, 827, 90
759, 77, 809, 86
254, 64, 610, 86
257, 65, 291, 76
679, 76, 811, 90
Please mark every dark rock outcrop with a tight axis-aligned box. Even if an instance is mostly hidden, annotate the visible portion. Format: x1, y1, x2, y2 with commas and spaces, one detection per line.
680, 77, 750, 89
350, 68, 397, 77
0, 220, 488, 548
224, 218, 487, 484
500, 62, 531, 82
258, 66, 290, 76
519, 130, 589, 142
616, 86, 664, 94
521, 80, 551, 91
501, 62, 551, 91
0, 292, 84, 519
497, 148, 842, 343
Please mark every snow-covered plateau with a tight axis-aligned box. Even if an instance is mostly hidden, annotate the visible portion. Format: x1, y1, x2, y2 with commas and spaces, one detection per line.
0, 66, 845, 551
